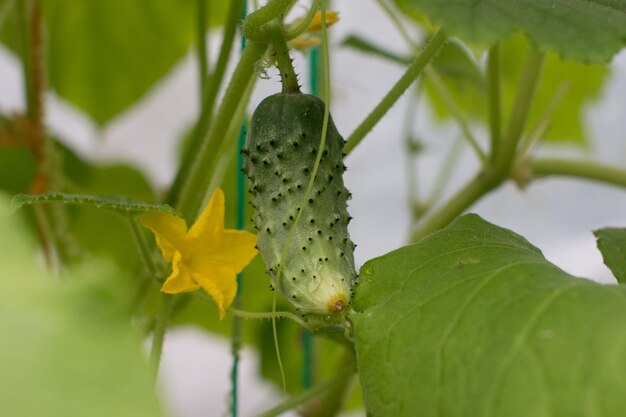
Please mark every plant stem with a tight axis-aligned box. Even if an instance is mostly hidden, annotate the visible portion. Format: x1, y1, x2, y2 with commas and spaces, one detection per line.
229, 308, 308, 328
128, 217, 160, 278
284, 0, 320, 39
495, 48, 544, 177
519, 81, 569, 157
17, 0, 56, 268
242, 0, 296, 41
196, 0, 208, 100
167, 0, 244, 206
487, 43, 501, 163
409, 171, 499, 242
528, 159, 626, 189
424, 66, 486, 164
373, 0, 485, 165
425, 136, 464, 209
268, 20, 300, 93
150, 293, 174, 380
344, 29, 447, 156
176, 40, 268, 221
300, 348, 356, 417
204, 65, 258, 201
257, 368, 355, 417
409, 46, 546, 242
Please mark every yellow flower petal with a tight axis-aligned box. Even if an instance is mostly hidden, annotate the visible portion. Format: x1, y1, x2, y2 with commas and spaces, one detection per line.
138, 212, 187, 262
189, 187, 224, 240
161, 251, 200, 293
192, 268, 237, 319
306, 11, 339, 33
207, 229, 258, 273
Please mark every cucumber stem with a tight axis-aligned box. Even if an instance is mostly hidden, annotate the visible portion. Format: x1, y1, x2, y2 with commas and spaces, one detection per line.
268, 20, 300, 93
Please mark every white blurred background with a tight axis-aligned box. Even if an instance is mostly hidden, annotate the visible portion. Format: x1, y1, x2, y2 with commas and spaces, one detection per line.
2, 0, 626, 415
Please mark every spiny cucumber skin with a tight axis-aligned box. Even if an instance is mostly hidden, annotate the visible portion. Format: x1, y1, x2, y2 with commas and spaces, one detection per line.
242, 93, 356, 316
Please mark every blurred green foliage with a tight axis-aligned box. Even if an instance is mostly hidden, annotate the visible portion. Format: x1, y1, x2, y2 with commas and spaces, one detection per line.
0, 193, 162, 417
0, 0, 231, 124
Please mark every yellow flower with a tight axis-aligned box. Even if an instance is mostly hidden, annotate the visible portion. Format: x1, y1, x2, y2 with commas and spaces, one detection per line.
139, 188, 257, 319
306, 11, 339, 32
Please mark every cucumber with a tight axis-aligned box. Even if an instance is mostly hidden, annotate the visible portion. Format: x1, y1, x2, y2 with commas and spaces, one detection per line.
242, 92, 356, 316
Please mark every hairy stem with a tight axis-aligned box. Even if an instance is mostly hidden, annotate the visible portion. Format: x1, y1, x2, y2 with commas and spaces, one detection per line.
257, 368, 355, 417
17, 0, 56, 267
150, 293, 174, 380
487, 43, 501, 163
409, 171, 499, 242
242, 0, 296, 41
519, 81, 569, 157
268, 20, 300, 93
424, 66, 486, 163
128, 218, 160, 278
167, 0, 244, 206
495, 48, 544, 177
196, 0, 208, 100
300, 349, 357, 417
528, 159, 626, 189
176, 40, 268, 221
344, 29, 447, 155
284, 0, 320, 39
229, 308, 308, 328
410, 46, 546, 242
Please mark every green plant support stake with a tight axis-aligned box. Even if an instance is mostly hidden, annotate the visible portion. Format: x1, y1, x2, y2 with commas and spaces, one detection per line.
231, 2, 248, 416
302, 13, 321, 391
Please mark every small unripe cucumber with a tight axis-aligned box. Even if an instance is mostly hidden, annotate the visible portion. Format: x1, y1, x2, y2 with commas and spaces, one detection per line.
242, 93, 356, 316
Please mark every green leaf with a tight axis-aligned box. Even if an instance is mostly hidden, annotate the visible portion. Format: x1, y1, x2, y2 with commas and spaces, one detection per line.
0, 0, 231, 124
11, 192, 178, 216
393, 0, 626, 62
595, 227, 626, 284
0, 193, 162, 417
351, 214, 626, 417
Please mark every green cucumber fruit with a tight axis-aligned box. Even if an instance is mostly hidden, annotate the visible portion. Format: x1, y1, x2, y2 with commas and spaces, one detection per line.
242, 92, 357, 316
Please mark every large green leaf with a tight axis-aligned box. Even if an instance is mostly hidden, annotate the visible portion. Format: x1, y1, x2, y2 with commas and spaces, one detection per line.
351, 214, 626, 417
0, 0, 230, 124
394, 0, 626, 62
595, 227, 626, 284
0, 193, 162, 417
